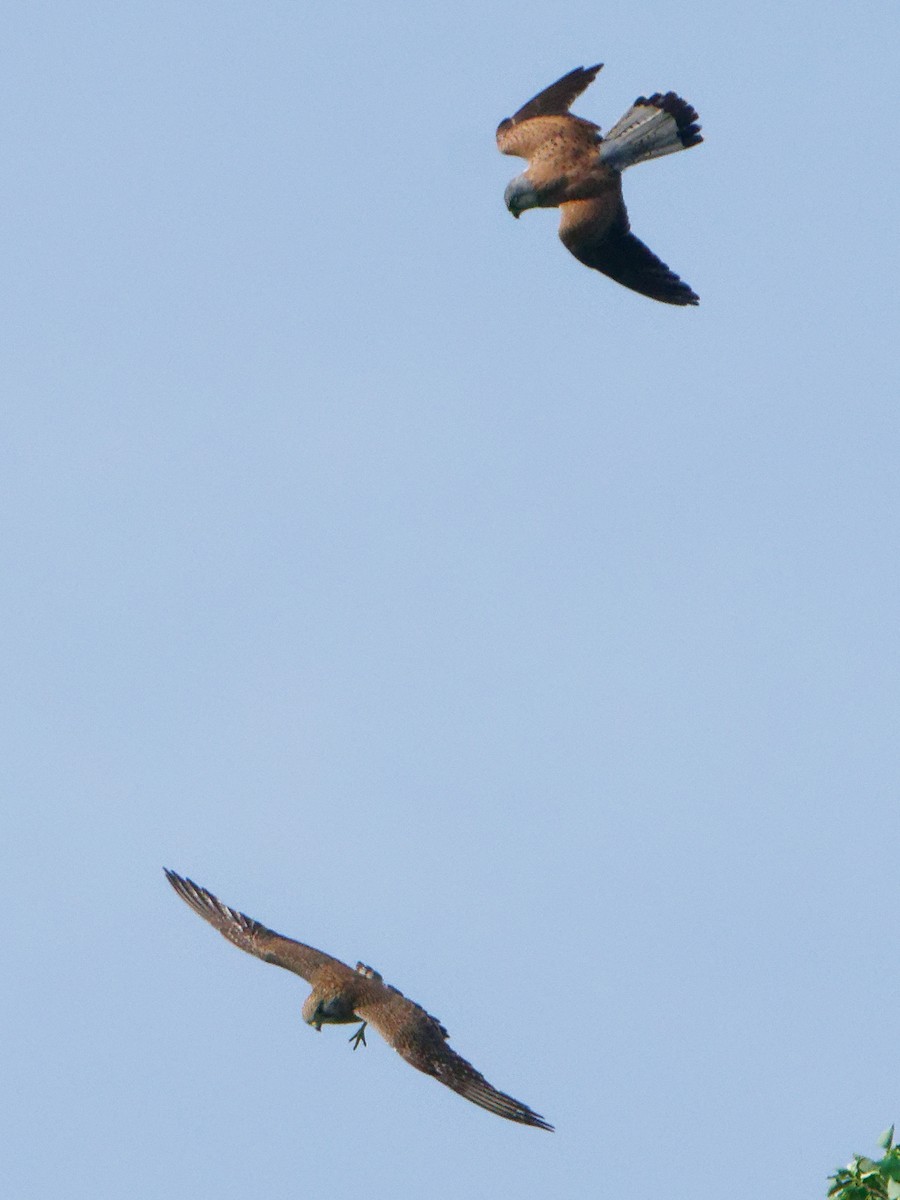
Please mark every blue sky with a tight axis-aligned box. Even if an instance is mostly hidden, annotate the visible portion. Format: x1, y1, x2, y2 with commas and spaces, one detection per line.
3, 2, 899, 1196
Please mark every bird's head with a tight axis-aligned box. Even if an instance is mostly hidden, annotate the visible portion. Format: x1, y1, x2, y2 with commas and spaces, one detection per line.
504, 175, 540, 219
303, 990, 357, 1029
302, 993, 324, 1030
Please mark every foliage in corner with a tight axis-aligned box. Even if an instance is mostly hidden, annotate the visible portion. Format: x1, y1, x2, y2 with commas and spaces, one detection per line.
829, 1127, 900, 1200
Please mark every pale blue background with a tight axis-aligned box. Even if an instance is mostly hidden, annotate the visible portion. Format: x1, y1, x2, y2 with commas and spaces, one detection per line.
3, 3, 898, 1196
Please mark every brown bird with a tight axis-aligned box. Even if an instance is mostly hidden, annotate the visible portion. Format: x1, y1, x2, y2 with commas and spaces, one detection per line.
497, 63, 702, 305
164, 870, 552, 1130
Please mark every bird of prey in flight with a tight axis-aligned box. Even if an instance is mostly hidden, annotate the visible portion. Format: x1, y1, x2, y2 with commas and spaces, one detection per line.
164, 870, 552, 1130
497, 63, 702, 305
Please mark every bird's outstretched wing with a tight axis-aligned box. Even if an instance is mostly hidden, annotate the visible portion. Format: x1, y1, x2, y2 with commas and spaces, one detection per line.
559, 199, 699, 305
497, 64, 604, 161
164, 870, 349, 982
358, 987, 554, 1131
507, 63, 603, 124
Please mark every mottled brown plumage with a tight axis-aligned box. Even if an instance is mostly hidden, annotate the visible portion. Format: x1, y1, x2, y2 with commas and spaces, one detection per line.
164, 870, 552, 1131
497, 63, 702, 305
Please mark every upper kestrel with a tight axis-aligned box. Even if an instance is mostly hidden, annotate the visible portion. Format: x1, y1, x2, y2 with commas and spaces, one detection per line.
164, 870, 552, 1130
497, 63, 702, 305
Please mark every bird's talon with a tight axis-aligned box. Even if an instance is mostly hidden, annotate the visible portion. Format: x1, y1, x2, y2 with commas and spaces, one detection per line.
349, 1023, 367, 1051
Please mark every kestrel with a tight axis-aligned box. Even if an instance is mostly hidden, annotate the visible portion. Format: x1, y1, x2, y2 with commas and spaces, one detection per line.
497, 63, 702, 305
164, 870, 552, 1130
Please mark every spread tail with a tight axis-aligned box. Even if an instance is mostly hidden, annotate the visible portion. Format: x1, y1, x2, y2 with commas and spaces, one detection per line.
599, 92, 702, 170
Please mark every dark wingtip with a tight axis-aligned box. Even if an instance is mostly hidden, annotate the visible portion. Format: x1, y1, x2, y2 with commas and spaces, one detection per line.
578, 62, 604, 89
164, 868, 192, 910
164, 868, 203, 904
666, 286, 700, 307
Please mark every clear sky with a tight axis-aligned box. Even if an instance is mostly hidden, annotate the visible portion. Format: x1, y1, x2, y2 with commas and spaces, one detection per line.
3, 3, 899, 1197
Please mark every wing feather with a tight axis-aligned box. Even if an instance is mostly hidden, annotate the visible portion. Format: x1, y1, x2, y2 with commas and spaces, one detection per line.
497, 64, 603, 160
559, 199, 699, 305
507, 63, 603, 124
359, 989, 553, 1131
164, 870, 348, 981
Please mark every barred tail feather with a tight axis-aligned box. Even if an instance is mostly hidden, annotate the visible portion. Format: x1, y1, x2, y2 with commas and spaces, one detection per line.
599, 92, 702, 170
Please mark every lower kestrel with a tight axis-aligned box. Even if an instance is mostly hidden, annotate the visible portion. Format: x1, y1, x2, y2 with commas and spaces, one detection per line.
164, 870, 552, 1131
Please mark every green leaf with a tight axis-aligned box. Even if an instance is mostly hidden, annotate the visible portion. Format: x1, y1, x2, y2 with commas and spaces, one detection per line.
879, 1128, 896, 1153
878, 1158, 900, 1182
